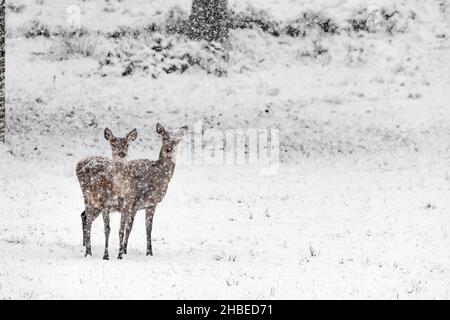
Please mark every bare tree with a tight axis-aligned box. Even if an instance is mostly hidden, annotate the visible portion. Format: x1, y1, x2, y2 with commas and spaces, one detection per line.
188, 0, 229, 42
0, 0, 5, 143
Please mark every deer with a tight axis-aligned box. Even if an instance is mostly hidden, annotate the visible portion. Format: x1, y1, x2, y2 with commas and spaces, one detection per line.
76, 128, 137, 260
114, 123, 188, 259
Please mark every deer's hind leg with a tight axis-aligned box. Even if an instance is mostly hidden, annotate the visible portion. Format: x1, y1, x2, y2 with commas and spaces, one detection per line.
123, 211, 137, 255
81, 211, 87, 246
145, 206, 156, 256
84, 207, 101, 257
102, 211, 111, 260
117, 212, 127, 260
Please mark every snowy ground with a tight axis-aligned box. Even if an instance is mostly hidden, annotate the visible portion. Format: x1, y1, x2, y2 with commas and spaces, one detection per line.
1, 0, 450, 299
2, 155, 450, 299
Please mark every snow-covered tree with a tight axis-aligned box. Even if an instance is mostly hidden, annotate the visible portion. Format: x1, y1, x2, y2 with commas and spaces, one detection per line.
188, 0, 229, 42
0, 0, 5, 143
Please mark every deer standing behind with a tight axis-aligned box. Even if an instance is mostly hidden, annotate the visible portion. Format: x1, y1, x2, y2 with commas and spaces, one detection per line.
116, 123, 188, 259
76, 128, 137, 259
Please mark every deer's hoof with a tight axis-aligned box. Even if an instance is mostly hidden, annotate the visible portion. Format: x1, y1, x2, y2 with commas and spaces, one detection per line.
103, 254, 109, 260
84, 252, 92, 258
117, 254, 123, 260
146, 251, 153, 256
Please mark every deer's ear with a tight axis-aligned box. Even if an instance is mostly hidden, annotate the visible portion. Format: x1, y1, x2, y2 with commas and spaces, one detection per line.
156, 123, 165, 135
104, 128, 113, 141
178, 126, 188, 137
127, 128, 137, 142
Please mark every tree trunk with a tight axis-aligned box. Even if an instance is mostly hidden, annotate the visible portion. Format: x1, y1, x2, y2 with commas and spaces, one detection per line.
0, 0, 5, 143
188, 0, 229, 42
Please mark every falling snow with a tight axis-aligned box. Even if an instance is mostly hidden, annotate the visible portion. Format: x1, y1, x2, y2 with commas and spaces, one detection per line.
1, 0, 450, 299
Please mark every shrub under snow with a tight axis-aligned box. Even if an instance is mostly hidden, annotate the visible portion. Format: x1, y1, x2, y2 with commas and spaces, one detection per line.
97, 34, 229, 78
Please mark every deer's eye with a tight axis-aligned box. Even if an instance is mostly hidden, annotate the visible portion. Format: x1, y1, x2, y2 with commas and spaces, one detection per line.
166, 146, 173, 153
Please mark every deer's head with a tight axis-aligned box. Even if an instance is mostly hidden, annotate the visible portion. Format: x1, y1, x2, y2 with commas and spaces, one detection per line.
156, 123, 188, 161
104, 128, 137, 160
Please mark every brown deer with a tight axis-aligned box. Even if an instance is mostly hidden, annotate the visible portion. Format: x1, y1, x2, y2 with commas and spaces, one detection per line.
115, 123, 188, 259
76, 128, 137, 259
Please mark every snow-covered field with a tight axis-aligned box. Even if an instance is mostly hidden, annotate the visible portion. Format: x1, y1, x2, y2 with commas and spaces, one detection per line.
1, 0, 450, 299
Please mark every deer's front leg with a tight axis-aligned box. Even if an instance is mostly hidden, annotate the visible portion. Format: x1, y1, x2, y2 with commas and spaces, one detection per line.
102, 211, 110, 260
145, 206, 156, 256
117, 212, 127, 260
123, 211, 136, 255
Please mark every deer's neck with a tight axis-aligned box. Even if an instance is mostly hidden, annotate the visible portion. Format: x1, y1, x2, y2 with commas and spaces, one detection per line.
156, 151, 176, 182
112, 158, 129, 196
112, 157, 126, 177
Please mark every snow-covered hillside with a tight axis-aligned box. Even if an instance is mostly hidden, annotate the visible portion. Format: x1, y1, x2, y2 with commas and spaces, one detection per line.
1, 0, 449, 299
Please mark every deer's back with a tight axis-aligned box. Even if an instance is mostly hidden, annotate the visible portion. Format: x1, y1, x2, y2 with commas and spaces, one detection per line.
76, 156, 115, 209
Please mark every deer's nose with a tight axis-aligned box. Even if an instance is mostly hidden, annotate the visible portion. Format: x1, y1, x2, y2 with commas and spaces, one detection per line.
118, 152, 126, 158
